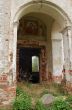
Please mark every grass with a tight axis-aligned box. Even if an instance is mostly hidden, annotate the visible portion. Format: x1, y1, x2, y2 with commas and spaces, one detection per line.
17, 81, 68, 106
0, 81, 71, 110
0, 106, 13, 110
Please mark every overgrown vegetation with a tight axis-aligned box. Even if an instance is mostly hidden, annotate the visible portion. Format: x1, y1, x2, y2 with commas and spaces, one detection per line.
34, 97, 72, 110
0, 83, 72, 110
50, 98, 72, 110
66, 95, 72, 108
12, 87, 32, 110
34, 96, 72, 110
66, 95, 72, 104
35, 101, 47, 110
10, 84, 72, 110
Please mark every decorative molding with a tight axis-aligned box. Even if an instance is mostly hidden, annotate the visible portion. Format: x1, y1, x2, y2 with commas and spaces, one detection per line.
51, 38, 62, 41
61, 26, 71, 35
13, 21, 19, 27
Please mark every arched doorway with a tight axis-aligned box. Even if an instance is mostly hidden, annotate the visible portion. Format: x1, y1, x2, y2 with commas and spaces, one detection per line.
12, 1, 71, 84
17, 15, 47, 83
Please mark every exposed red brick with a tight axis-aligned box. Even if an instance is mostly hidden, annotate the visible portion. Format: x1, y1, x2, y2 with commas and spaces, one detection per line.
48, 72, 53, 82
0, 74, 7, 81
69, 70, 72, 75
53, 75, 62, 83
65, 81, 72, 93
63, 69, 72, 75
3, 75, 7, 80
0, 74, 8, 87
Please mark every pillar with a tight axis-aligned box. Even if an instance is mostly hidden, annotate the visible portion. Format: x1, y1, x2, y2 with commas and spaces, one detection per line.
52, 38, 63, 83
12, 21, 19, 82
62, 26, 72, 93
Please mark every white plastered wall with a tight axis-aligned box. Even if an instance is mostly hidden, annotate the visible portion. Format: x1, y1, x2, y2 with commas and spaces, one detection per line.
51, 21, 64, 78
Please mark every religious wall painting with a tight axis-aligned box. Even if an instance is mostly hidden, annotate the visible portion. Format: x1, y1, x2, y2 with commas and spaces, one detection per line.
18, 17, 47, 37
24, 20, 38, 35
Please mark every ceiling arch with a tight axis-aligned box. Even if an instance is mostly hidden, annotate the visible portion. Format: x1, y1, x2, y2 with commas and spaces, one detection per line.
13, 1, 71, 29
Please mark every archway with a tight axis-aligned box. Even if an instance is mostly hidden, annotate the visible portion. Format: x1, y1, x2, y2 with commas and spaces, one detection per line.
12, 1, 71, 84
17, 15, 47, 83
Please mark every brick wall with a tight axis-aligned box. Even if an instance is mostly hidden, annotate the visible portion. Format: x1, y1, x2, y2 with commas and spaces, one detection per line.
0, 0, 16, 106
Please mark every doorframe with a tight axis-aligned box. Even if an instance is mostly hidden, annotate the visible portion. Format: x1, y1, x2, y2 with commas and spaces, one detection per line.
16, 40, 47, 82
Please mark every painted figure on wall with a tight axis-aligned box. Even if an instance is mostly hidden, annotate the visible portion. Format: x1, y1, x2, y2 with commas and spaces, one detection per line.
18, 17, 47, 37
24, 20, 38, 35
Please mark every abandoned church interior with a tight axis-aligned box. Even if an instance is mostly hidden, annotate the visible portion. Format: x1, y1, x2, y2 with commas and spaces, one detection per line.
0, 0, 72, 106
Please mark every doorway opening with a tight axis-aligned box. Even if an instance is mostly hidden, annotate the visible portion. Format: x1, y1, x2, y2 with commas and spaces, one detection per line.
17, 15, 47, 83
17, 40, 47, 83
19, 47, 40, 83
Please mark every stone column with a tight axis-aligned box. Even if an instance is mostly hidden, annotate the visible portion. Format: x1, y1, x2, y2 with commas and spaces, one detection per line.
12, 21, 19, 82
62, 26, 72, 93
0, 1, 5, 73
52, 38, 63, 83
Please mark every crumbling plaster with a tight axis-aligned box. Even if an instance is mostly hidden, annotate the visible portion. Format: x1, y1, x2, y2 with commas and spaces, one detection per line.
0, 0, 72, 106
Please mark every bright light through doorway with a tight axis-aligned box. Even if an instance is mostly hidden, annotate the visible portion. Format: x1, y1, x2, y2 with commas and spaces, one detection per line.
32, 56, 39, 72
